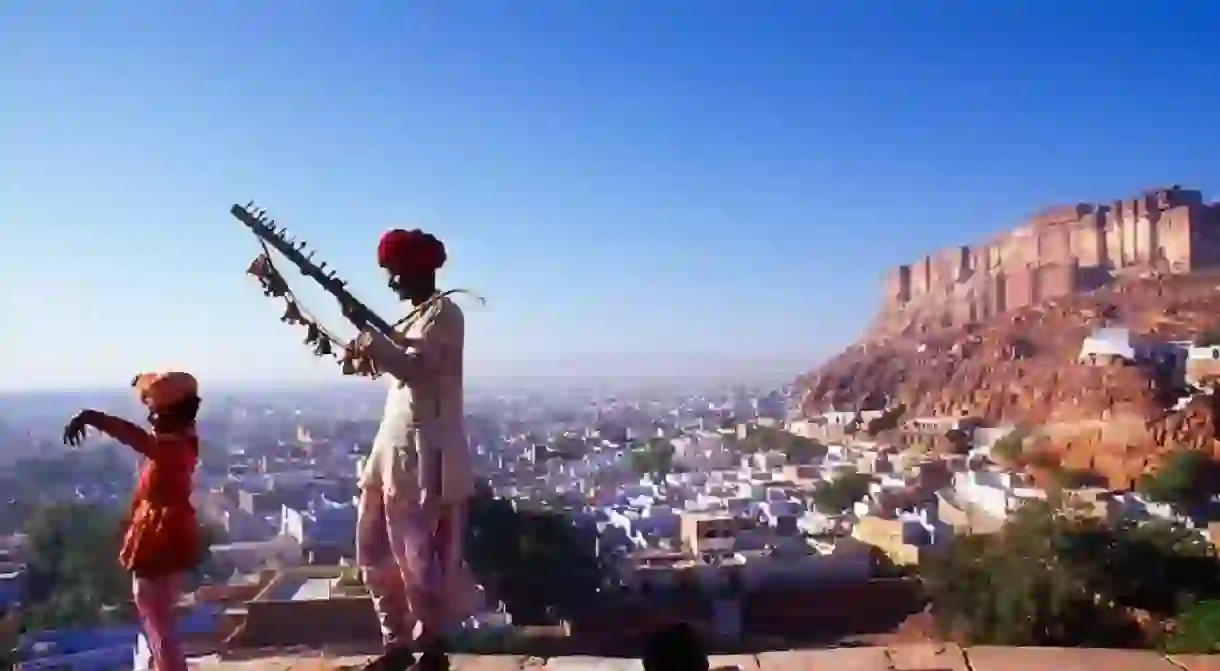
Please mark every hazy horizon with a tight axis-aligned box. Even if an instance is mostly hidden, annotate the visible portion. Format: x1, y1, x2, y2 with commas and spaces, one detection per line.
0, 352, 812, 395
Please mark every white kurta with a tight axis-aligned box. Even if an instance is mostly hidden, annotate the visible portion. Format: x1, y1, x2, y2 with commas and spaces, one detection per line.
357, 295, 475, 510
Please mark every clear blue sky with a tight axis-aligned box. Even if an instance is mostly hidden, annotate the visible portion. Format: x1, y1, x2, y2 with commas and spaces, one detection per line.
2, 1, 1218, 390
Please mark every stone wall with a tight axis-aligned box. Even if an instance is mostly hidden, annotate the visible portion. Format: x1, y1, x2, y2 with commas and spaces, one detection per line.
874, 185, 1220, 338
191, 644, 1220, 670
226, 597, 380, 649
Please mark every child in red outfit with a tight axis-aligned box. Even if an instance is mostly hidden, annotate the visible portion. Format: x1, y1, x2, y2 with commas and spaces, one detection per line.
63, 371, 203, 671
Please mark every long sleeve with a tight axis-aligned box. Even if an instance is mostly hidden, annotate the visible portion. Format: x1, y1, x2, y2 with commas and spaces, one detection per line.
360, 296, 472, 508
88, 412, 157, 458
361, 299, 463, 384
359, 330, 430, 382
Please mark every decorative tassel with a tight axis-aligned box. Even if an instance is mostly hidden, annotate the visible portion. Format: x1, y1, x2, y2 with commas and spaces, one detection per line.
246, 255, 271, 279
280, 301, 304, 325
313, 338, 333, 357
237, 206, 411, 376
340, 351, 358, 375
258, 273, 289, 298
356, 354, 378, 377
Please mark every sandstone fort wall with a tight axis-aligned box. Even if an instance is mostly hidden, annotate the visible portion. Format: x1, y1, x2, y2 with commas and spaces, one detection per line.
876, 185, 1220, 337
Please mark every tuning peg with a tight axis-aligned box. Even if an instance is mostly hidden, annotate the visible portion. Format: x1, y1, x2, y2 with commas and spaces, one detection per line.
304, 322, 322, 345
306, 252, 315, 261
245, 200, 256, 211
318, 262, 328, 271
340, 344, 359, 375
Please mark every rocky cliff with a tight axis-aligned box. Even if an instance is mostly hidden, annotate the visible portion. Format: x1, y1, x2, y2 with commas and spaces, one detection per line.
801, 185, 1220, 488
873, 185, 1220, 340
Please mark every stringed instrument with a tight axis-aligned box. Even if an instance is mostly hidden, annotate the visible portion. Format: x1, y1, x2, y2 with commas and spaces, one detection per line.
230, 201, 390, 377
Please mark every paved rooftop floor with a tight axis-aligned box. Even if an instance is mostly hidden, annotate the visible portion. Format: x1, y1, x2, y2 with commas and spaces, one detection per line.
188, 643, 1220, 670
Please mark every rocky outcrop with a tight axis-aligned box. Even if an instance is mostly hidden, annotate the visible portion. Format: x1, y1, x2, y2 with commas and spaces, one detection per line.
800, 273, 1220, 488
874, 185, 1220, 339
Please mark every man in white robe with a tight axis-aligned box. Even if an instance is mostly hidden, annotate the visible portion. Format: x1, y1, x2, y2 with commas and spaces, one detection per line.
352, 228, 481, 671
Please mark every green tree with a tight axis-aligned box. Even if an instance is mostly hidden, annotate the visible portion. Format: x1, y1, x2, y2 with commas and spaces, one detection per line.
1163, 600, 1220, 654
923, 500, 1134, 646
1138, 449, 1220, 512
1195, 327, 1220, 347
921, 498, 1220, 648
990, 429, 1027, 464
739, 426, 827, 463
1049, 467, 1104, 491
1093, 518, 1220, 614
549, 435, 587, 460
782, 434, 828, 464
464, 488, 611, 625
22, 502, 130, 630
864, 405, 905, 436
20, 501, 222, 631
738, 426, 782, 453
811, 470, 871, 514
629, 439, 675, 479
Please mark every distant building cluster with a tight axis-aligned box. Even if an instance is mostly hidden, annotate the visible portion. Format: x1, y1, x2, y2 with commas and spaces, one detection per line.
7, 375, 1220, 667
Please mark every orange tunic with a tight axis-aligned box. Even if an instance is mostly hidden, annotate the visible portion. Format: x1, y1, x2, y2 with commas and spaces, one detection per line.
96, 416, 202, 578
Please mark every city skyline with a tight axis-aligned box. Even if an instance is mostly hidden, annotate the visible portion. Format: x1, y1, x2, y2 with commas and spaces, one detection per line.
2, 1, 1219, 389
0, 353, 807, 392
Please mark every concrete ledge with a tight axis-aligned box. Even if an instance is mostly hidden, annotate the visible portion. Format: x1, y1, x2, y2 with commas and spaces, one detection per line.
188, 644, 1220, 670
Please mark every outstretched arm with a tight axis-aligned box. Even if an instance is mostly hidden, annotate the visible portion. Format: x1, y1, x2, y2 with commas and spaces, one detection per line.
64, 410, 156, 457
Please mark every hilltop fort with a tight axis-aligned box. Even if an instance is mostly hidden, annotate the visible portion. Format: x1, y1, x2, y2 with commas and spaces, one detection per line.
872, 185, 1220, 338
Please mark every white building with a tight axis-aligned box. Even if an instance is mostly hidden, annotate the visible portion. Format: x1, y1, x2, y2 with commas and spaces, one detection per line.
1078, 327, 1137, 363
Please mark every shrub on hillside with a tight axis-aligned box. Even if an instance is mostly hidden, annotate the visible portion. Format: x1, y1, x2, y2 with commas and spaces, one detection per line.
921, 498, 1220, 648
990, 429, 1026, 464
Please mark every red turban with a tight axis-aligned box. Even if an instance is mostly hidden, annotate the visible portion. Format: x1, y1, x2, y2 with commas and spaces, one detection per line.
377, 228, 447, 274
